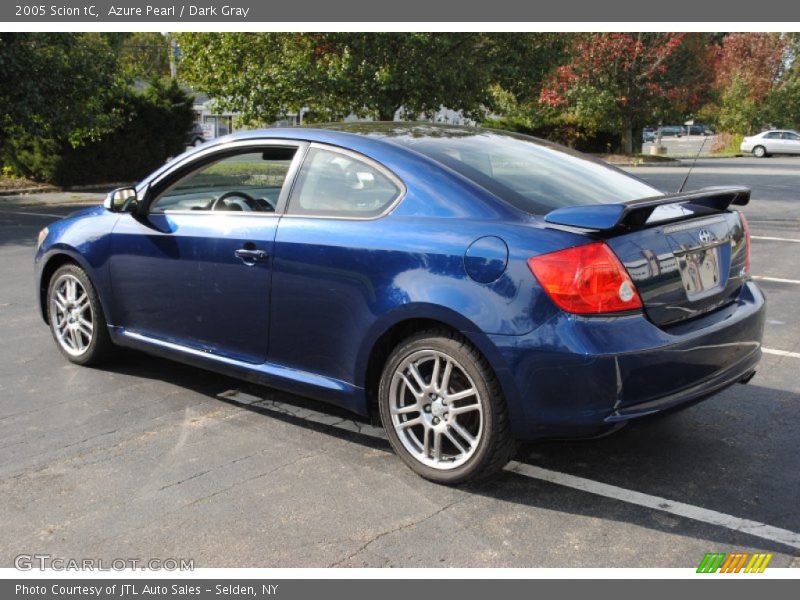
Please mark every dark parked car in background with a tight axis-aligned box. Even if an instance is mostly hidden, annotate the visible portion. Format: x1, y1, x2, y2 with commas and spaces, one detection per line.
684, 124, 714, 136
34, 124, 764, 484
658, 125, 683, 137
185, 123, 205, 147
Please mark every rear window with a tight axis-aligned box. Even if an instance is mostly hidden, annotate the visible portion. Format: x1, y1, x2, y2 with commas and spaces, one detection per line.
393, 131, 661, 214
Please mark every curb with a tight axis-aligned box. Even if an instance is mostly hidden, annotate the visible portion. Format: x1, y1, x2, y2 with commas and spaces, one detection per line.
0, 182, 133, 197
0, 186, 59, 196
613, 161, 686, 168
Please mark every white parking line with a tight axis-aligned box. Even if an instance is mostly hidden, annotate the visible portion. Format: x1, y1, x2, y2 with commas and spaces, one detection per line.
752, 276, 800, 285
221, 389, 800, 552
509, 463, 800, 550
751, 235, 800, 243
763, 347, 800, 359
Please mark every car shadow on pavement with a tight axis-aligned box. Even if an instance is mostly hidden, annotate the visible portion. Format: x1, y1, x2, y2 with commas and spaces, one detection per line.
230, 384, 799, 559
96, 350, 800, 560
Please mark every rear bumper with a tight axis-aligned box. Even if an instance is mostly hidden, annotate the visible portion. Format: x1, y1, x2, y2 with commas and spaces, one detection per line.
489, 281, 766, 440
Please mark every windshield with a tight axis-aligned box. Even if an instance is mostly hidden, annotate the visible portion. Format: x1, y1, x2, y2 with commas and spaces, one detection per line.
387, 128, 662, 214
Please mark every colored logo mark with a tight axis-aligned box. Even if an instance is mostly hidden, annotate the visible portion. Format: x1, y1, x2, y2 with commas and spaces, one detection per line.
697, 552, 772, 573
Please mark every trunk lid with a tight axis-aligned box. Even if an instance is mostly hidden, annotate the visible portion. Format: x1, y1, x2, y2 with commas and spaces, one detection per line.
544, 187, 750, 327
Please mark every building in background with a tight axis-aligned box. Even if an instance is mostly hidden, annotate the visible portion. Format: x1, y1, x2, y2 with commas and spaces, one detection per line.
191, 91, 237, 140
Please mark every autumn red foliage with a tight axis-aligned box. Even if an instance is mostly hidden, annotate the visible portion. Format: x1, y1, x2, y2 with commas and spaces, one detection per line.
538, 33, 709, 152
711, 33, 786, 101
540, 33, 685, 107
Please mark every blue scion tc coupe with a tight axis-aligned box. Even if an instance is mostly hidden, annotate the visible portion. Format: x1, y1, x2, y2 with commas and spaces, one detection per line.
35, 123, 765, 484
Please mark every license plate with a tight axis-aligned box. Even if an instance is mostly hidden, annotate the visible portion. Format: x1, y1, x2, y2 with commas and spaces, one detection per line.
677, 245, 723, 300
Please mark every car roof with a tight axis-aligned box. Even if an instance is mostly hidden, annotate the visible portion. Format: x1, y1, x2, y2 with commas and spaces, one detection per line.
137, 122, 652, 221
139, 122, 562, 192
139, 125, 424, 190
189, 122, 488, 143
178, 121, 566, 152
136, 123, 530, 220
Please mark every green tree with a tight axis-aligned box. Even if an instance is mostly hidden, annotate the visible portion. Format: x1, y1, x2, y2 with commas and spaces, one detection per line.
477, 33, 568, 105
175, 33, 565, 124
765, 34, 800, 129
1, 33, 192, 184
115, 32, 172, 81
318, 33, 490, 121
0, 33, 123, 159
716, 76, 763, 133
176, 33, 324, 123
787, 33, 800, 77
316, 33, 564, 121
766, 77, 800, 130
4, 78, 193, 185
45, 79, 194, 185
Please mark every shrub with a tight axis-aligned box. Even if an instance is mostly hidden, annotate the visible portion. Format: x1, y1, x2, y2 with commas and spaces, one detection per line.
3, 79, 193, 186
710, 132, 744, 155
483, 117, 623, 153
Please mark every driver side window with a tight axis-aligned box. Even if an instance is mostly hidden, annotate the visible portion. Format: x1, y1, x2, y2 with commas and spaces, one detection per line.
151, 147, 297, 213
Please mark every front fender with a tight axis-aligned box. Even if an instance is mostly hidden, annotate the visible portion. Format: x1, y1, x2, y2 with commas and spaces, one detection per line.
35, 207, 117, 324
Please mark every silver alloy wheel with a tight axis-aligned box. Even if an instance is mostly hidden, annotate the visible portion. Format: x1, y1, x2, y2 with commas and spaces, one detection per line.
754, 146, 766, 158
50, 274, 93, 356
389, 349, 484, 470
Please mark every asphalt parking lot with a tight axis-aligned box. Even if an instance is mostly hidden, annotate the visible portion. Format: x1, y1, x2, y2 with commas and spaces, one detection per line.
0, 157, 798, 568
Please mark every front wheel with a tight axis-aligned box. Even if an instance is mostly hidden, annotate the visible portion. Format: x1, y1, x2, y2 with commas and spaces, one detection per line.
47, 264, 115, 365
753, 145, 767, 158
378, 330, 514, 484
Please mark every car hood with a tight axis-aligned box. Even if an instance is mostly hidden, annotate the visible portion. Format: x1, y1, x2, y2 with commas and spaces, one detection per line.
64, 205, 107, 220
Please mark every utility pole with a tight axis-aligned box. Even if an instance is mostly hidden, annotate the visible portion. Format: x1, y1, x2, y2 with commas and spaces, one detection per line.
169, 34, 177, 80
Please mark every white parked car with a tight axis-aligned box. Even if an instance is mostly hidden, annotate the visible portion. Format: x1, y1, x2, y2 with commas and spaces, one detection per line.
741, 130, 800, 158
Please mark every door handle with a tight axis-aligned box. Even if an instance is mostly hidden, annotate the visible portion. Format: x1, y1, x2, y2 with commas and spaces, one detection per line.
235, 248, 269, 262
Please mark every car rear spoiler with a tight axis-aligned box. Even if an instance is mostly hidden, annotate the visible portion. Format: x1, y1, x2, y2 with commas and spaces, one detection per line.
544, 186, 750, 232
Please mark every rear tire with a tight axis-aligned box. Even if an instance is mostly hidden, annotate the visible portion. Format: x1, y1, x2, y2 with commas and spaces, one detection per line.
378, 329, 514, 484
47, 264, 115, 366
753, 145, 767, 158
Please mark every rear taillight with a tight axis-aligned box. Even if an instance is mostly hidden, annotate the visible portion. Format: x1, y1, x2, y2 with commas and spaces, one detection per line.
527, 242, 643, 315
739, 211, 751, 276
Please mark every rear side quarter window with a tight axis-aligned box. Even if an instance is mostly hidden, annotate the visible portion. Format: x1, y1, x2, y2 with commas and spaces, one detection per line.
287, 146, 402, 218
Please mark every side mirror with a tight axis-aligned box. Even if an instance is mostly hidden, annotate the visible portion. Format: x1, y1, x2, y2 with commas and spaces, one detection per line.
104, 187, 138, 213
